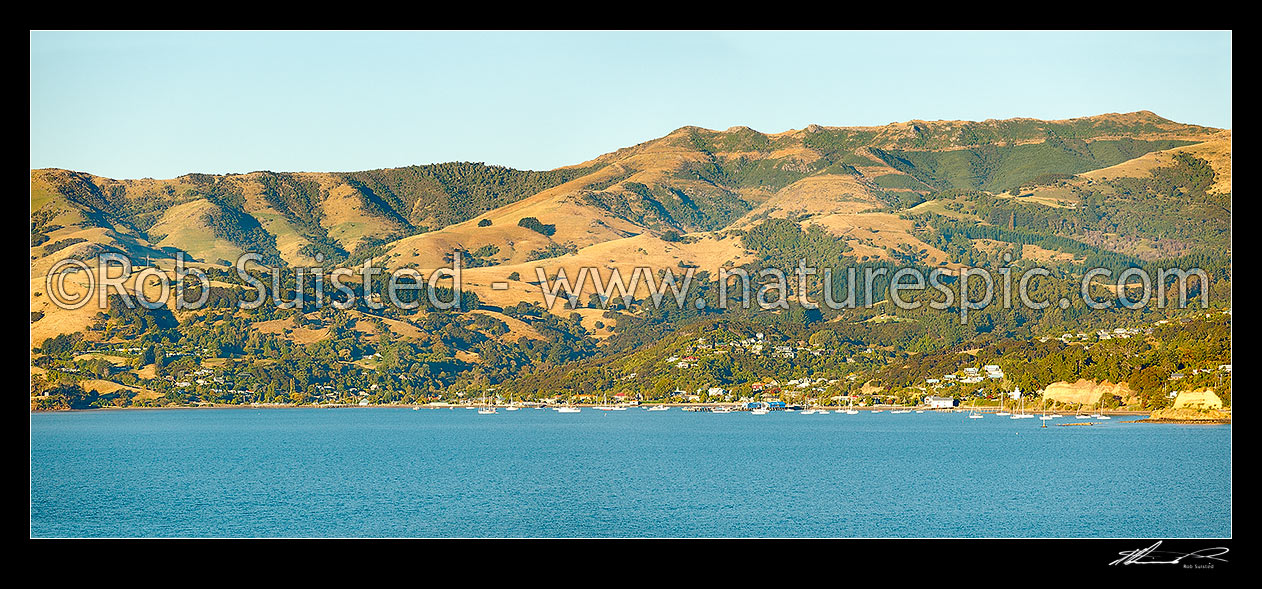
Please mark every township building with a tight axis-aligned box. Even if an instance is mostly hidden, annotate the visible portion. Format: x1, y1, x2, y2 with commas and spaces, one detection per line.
925, 396, 958, 409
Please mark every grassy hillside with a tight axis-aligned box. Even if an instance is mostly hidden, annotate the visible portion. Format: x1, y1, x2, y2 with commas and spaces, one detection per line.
30, 110, 1232, 413
31, 111, 1229, 351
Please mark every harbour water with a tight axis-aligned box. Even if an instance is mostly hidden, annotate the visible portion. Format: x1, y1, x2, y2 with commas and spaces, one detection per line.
30, 408, 1231, 537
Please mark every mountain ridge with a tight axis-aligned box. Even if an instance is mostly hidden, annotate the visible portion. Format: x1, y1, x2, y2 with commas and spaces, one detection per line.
32, 111, 1230, 342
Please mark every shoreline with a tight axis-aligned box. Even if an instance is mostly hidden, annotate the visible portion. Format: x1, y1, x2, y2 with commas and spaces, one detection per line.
34, 403, 1163, 417
1125, 417, 1232, 425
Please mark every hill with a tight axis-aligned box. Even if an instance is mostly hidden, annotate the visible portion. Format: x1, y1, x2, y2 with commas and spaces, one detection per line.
31, 111, 1230, 351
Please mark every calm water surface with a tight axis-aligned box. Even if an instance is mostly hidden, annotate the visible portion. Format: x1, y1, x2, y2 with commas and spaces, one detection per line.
30, 408, 1231, 537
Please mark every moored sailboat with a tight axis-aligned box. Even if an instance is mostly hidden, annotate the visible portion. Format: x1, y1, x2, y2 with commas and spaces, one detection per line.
478, 389, 497, 414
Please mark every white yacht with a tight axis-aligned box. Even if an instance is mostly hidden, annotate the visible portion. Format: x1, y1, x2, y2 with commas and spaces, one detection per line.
1011, 393, 1035, 419
995, 393, 1010, 416
477, 390, 496, 414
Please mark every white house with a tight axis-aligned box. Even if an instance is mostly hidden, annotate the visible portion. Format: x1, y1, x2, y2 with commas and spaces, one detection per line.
925, 396, 957, 409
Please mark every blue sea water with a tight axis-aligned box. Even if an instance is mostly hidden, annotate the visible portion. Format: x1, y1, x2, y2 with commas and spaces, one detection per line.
30, 408, 1230, 538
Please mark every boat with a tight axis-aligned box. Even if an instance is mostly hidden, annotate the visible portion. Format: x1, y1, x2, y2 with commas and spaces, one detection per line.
995, 392, 1010, 416
1010, 392, 1035, 419
1089, 397, 1111, 419
595, 392, 617, 411
555, 406, 581, 413
646, 405, 669, 412
712, 406, 733, 414
845, 397, 859, 415
477, 390, 496, 414
801, 394, 826, 414
967, 401, 984, 419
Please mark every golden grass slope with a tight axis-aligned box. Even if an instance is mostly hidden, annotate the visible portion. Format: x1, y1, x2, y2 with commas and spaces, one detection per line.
458, 231, 755, 311
1080, 130, 1231, 194
379, 164, 642, 270
147, 199, 248, 265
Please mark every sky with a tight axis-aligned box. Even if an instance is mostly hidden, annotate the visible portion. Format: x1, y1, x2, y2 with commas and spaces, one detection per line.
30, 30, 1231, 179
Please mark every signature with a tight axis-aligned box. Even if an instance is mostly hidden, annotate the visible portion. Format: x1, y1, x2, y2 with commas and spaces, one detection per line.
1110, 541, 1229, 566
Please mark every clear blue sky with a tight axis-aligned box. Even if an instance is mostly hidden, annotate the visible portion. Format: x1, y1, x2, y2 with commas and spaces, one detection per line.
30, 30, 1231, 179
